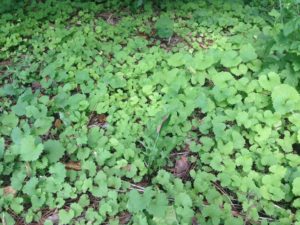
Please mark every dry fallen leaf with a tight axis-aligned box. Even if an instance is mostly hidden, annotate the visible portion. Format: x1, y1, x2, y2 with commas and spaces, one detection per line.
192, 217, 199, 225
54, 119, 62, 128
98, 13, 119, 25
88, 113, 108, 128
45, 212, 59, 224
118, 211, 132, 225
174, 156, 190, 178
65, 161, 81, 171
3, 186, 16, 196
97, 114, 107, 125
25, 162, 31, 176
199, 42, 208, 49
32, 82, 41, 89
0, 59, 12, 66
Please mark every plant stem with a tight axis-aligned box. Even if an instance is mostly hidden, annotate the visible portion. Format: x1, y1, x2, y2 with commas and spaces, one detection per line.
278, 0, 283, 23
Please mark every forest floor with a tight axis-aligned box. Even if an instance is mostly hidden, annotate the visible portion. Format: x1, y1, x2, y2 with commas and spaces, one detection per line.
1, 1, 300, 225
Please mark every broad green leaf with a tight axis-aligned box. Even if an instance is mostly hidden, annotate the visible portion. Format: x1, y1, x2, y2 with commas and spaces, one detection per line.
59, 209, 75, 225
231, 64, 248, 76
258, 72, 281, 91
156, 114, 171, 134
49, 162, 66, 184
147, 192, 169, 217
293, 177, 300, 196
271, 84, 300, 114
175, 192, 192, 207
23, 177, 38, 195
221, 50, 242, 68
142, 85, 153, 95
153, 206, 179, 225
44, 140, 65, 163
155, 15, 173, 39
127, 189, 145, 213
167, 53, 187, 67
1, 213, 15, 225
10, 197, 23, 213
19, 135, 44, 161
269, 9, 281, 18
0, 113, 18, 135
71, 203, 84, 217
283, 17, 300, 36
239, 44, 257, 62
11, 169, 27, 191
193, 49, 220, 70
75, 70, 90, 83
293, 198, 300, 208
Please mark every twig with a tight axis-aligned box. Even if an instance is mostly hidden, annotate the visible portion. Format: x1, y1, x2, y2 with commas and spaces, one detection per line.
170, 151, 190, 156
168, 36, 172, 45
273, 203, 285, 210
258, 216, 275, 221
2, 213, 6, 225
107, 14, 113, 24
212, 182, 234, 207
130, 183, 145, 192
278, 0, 283, 23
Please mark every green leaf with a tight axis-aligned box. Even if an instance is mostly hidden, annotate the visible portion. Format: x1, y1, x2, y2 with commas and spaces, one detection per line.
2, 212, 15, 225
142, 85, 153, 95
210, 153, 224, 171
82, 160, 97, 177
155, 15, 173, 39
258, 72, 281, 91
202, 204, 221, 225
0, 113, 18, 135
277, 131, 294, 153
44, 220, 54, 225
292, 198, 300, 208
10, 197, 23, 213
44, 140, 65, 163
59, 209, 75, 225
269, 9, 281, 18
147, 192, 169, 217
11, 169, 27, 191
11, 127, 22, 144
75, 70, 90, 83
193, 49, 220, 70
221, 50, 242, 68
49, 162, 66, 184
23, 177, 38, 195
231, 64, 248, 76
239, 44, 257, 62
12, 101, 27, 116
71, 203, 84, 217
283, 17, 300, 36
127, 189, 145, 213
34, 117, 54, 135
271, 84, 300, 115
293, 177, 300, 196
175, 192, 192, 207
153, 206, 179, 225
19, 135, 44, 161
156, 114, 171, 134
31, 194, 46, 211
167, 53, 187, 67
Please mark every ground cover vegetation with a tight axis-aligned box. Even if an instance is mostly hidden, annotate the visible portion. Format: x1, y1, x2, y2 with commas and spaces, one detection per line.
0, 0, 300, 224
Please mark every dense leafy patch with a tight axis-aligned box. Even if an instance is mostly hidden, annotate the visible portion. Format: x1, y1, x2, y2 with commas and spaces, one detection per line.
0, 0, 300, 224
